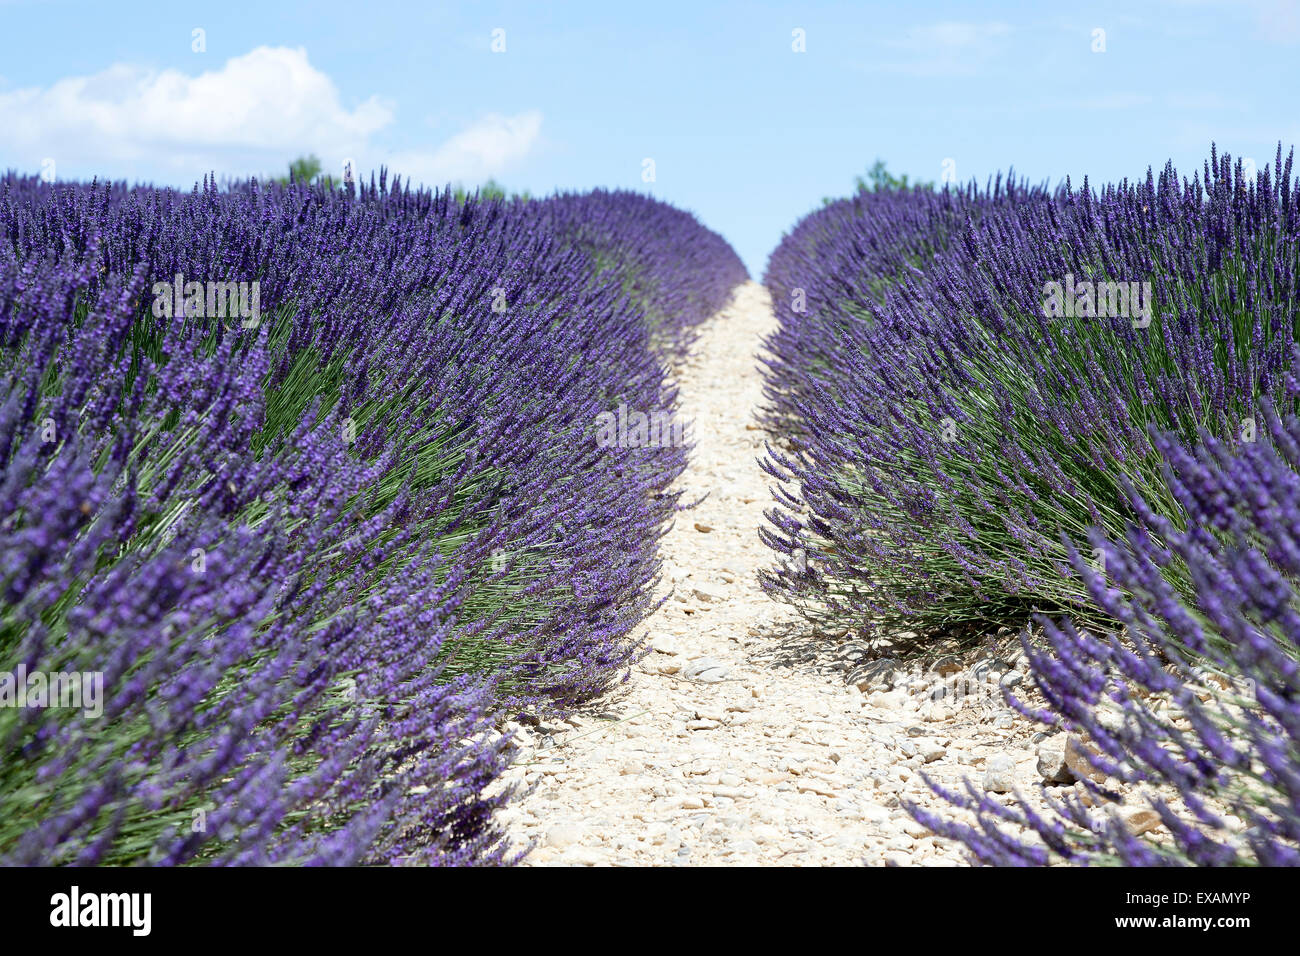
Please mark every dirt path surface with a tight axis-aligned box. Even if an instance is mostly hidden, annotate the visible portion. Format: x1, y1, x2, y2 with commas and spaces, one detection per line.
498, 281, 1046, 866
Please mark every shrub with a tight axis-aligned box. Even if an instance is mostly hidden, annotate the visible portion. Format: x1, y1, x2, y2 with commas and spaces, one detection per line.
760, 146, 1300, 639
0, 171, 742, 864
537, 189, 747, 356
909, 407, 1300, 866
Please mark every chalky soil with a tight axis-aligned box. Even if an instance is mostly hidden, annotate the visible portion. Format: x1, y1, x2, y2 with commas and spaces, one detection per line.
497, 282, 1032, 866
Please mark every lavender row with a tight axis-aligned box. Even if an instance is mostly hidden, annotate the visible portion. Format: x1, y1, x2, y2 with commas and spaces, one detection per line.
0, 172, 742, 864
760, 145, 1300, 865
760, 146, 1300, 638
537, 189, 747, 356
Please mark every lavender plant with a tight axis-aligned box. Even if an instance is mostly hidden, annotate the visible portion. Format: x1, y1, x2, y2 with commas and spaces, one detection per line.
0, 172, 743, 864
761, 146, 1300, 639
909, 407, 1300, 866
537, 189, 747, 356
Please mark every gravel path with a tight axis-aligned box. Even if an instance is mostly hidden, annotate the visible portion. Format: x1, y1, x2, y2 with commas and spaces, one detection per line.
498, 281, 1048, 866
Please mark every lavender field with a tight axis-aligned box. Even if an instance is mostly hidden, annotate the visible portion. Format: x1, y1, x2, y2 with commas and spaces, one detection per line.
0, 5, 1297, 908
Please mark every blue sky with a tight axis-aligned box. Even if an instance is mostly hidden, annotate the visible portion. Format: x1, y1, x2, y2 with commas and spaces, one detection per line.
2, 0, 1298, 276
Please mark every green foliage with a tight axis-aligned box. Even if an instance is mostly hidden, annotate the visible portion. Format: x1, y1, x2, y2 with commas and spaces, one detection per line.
856, 158, 933, 193
823, 159, 934, 206
451, 178, 532, 203
290, 155, 323, 184
272, 154, 324, 186
270, 153, 535, 201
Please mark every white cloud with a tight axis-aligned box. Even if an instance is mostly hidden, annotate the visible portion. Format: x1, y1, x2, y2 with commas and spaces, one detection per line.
0, 47, 392, 172
383, 111, 543, 187
0, 47, 543, 188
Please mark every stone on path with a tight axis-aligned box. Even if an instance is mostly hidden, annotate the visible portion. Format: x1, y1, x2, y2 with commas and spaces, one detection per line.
982, 754, 1018, 793
682, 657, 731, 682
